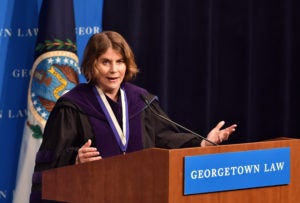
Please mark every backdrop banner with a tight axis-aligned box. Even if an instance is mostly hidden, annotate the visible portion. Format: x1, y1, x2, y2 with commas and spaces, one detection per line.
14, 0, 80, 202
0, 0, 103, 202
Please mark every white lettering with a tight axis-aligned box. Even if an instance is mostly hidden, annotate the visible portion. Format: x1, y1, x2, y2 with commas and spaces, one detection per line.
203, 169, 210, 178
75, 26, 101, 36
237, 166, 243, 174
8, 109, 27, 118
211, 168, 217, 177
231, 166, 237, 175
12, 69, 30, 78
264, 162, 285, 172
0, 190, 7, 199
244, 164, 260, 174
191, 170, 197, 179
254, 164, 260, 173
17, 28, 38, 37
198, 170, 203, 178
276, 162, 285, 170
217, 168, 223, 176
190, 164, 262, 180
0, 110, 2, 119
197, 170, 203, 178
224, 167, 230, 176
0, 28, 12, 37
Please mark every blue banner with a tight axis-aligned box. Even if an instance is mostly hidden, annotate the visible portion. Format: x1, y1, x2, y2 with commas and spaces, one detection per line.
0, 0, 103, 202
184, 147, 290, 195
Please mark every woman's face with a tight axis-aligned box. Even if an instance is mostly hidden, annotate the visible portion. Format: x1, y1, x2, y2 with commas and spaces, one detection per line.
94, 47, 126, 97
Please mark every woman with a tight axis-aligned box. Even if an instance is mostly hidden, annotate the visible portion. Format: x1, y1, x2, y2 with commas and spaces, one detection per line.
30, 31, 237, 202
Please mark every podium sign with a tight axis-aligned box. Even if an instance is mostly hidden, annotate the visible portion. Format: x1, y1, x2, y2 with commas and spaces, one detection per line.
184, 147, 290, 195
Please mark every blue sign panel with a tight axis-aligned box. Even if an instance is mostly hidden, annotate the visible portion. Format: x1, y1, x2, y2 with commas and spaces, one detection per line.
184, 147, 290, 195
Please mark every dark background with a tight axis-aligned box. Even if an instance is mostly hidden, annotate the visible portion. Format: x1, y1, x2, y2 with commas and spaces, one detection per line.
102, 0, 300, 144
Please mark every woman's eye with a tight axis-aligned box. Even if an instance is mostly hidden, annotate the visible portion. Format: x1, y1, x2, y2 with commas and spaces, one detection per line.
117, 59, 125, 64
102, 60, 109, 65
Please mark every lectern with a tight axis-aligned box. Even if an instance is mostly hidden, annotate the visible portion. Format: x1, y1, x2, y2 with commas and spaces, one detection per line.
42, 138, 300, 203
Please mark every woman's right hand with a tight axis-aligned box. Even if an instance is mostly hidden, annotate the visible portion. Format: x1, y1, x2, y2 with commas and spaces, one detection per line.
75, 139, 102, 164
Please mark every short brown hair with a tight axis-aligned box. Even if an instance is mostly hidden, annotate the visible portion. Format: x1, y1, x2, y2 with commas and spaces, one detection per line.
81, 31, 139, 84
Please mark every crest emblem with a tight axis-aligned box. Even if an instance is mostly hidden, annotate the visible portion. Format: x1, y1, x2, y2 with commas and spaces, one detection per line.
28, 50, 80, 126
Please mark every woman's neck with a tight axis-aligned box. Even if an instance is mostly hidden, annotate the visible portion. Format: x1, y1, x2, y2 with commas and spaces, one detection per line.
105, 92, 119, 102
96, 86, 119, 102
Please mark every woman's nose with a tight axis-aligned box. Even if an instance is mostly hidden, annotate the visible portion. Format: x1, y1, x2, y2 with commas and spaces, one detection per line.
109, 62, 118, 72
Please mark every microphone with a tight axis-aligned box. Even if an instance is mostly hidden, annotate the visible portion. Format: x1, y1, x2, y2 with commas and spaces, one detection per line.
141, 95, 218, 146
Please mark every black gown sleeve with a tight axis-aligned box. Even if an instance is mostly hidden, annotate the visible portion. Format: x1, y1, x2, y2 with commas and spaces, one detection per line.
141, 96, 203, 149
30, 98, 94, 203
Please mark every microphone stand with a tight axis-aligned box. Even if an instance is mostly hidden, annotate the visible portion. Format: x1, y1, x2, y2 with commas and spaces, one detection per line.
141, 95, 218, 146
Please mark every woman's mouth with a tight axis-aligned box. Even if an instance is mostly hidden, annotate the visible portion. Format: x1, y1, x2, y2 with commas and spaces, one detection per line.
107, 77, 119, 81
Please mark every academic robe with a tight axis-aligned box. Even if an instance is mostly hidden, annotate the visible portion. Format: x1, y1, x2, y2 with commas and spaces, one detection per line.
30, 82, 202, 203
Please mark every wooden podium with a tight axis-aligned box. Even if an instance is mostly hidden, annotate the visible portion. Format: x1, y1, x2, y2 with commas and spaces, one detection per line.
42, 138, 300, 203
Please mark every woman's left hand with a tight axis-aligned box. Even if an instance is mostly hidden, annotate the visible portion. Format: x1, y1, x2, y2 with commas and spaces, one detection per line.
201, 121, 237, 147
